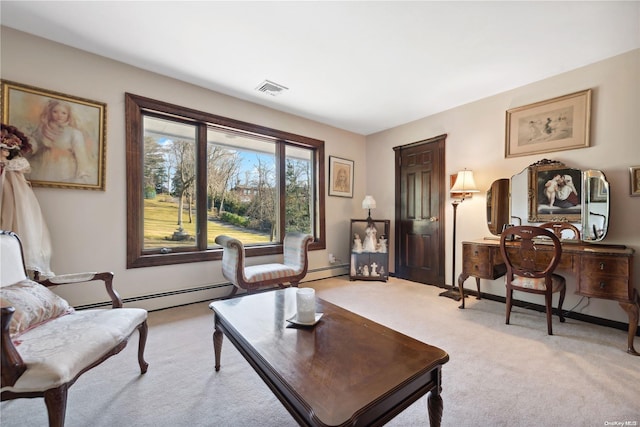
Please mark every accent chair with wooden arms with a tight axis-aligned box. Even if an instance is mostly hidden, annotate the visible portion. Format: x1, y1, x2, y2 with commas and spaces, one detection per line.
216, 232, 313, 296
500, 225, 566, 335
0, 230, 149, 427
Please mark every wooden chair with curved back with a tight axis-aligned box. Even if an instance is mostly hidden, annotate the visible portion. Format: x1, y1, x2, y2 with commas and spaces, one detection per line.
500, 226, 566, 335
539, 221, 581, 240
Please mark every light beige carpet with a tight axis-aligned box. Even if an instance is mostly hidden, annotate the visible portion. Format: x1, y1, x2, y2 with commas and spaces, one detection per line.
1, 276, 638, 426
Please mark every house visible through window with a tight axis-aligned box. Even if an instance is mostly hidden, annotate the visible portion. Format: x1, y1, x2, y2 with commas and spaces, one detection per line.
126, 93, 325, 268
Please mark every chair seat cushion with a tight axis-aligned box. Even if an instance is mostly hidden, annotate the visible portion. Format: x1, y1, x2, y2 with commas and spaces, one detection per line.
244, 263, 297, 283
0, 279, 74, 336
510, 273, 565, 292
1, 308, 147, 393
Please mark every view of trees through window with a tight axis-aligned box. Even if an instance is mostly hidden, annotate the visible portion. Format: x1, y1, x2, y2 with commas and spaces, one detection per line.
126, 93, 325, 268
141, 116, 313, 250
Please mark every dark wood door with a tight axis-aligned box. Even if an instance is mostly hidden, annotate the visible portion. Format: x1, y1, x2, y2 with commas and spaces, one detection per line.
393, 135, 445, 286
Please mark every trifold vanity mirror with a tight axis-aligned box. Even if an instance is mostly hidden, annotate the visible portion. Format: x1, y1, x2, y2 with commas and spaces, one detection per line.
487, 159, 610, 242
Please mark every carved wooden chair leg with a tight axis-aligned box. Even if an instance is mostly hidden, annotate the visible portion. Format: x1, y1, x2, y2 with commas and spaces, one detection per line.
44, 385, 68, 427
505, 289, 513, 325
558, 286, 566, 323
137, 321, 149, 373
545, 293, 554, 335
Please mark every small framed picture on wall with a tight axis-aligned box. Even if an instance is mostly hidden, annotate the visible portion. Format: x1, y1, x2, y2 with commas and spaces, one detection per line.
630, 166, 640, 197
328, 156, 354, 198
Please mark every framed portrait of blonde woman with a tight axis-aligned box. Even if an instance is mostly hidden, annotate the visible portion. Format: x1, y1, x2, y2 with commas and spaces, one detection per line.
1, 80, 106, 190
328, 156, 353, 198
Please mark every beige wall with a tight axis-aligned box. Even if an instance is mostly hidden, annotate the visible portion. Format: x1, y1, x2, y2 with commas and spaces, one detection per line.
367, 48, 640, 323
2, 26, 639, 325
1, 27, 365, 309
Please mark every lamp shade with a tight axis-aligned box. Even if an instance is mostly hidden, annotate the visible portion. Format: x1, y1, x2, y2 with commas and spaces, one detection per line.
362, 195, 377, 209
450, 170, 479, 194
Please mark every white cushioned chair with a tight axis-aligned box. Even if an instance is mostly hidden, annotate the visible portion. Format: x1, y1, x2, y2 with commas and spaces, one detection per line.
0, 230, 149, 427
216, 232, 313, 296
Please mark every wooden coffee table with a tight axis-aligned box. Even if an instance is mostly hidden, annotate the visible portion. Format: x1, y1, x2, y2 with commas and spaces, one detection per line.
209, 288, 449, 427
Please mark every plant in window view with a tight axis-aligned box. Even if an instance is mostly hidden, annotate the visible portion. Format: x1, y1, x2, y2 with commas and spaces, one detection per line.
285, 157, 311, 234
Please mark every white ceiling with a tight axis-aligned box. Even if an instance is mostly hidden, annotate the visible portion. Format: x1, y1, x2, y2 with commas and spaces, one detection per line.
2, 1, 639, 135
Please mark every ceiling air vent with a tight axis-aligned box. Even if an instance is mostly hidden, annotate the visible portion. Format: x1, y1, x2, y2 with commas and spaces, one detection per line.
255, 79, 288, 96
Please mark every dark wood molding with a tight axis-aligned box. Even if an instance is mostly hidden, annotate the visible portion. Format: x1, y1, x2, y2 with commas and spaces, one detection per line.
124, 93, 326, 269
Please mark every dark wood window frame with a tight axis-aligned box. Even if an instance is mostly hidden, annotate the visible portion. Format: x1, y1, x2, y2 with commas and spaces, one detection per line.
125, 93, 326, 268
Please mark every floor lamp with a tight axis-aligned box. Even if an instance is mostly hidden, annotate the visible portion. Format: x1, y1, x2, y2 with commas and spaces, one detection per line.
439, 170, 479, 301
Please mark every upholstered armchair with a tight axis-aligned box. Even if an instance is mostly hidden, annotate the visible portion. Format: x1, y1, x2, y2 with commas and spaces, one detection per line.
216, 232, 313, 296
0, 230, 149, 427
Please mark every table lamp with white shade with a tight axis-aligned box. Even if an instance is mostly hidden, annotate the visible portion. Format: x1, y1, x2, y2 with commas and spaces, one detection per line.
362, 195, 377, 221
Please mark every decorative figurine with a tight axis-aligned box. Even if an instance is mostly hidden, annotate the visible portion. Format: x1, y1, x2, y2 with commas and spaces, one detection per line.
378, 235, 387, 253
370, 262, 379, 276
353, 233, 363, 253
362, 264, 369, 276
362, 222, 377, 252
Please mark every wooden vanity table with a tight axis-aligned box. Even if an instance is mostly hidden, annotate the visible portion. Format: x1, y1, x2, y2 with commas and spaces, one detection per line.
458, 238, 639, 355
470, 159, 639, 355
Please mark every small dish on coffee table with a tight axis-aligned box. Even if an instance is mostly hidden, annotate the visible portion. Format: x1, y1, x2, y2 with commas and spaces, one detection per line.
286, 313, 323, 326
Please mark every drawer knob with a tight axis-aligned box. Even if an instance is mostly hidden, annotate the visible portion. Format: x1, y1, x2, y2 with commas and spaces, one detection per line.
474, 251, 479, 256
599, 282, 606, 289
599, 262, 605, 270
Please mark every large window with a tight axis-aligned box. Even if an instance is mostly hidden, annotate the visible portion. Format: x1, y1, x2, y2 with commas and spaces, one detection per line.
126, 93, 325, 268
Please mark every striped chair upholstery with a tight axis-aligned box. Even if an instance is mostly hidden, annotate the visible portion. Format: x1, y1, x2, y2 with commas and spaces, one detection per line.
216, 232, 313, 296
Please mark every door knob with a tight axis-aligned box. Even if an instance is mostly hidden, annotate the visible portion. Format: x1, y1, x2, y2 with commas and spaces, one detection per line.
429, 217, 439, 222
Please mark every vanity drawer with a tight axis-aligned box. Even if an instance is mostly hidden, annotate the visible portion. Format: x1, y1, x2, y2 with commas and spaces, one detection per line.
581, 256, 629, 276
463, 259, 494, 278
578, 275, 630, 300
463, 244, 491, 261
462, 244, 494, 278
502, 247, 574, 272
578, 255, 631, 301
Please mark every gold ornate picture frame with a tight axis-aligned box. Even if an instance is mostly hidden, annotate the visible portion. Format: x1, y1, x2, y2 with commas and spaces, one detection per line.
528, 160, 582, 223
1, 80, 106, 190
506, 89, 591, 159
